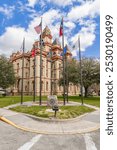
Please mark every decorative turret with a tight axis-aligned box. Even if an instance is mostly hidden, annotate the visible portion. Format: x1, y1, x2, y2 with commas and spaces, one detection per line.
42, 26, 52, 39
41, 26, 52, 47
53, 38, 61, 47
65, 45, 72, 57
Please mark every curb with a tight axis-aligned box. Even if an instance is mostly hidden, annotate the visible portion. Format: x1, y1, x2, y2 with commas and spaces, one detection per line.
24, 112, 90, 123
0, 116, 100, 135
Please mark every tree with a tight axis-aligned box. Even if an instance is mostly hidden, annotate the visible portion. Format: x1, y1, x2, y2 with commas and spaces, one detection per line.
78, 57, 100, 97
59, 58, 78, 87
59, 57, 100, 97
0, 56, 16, 89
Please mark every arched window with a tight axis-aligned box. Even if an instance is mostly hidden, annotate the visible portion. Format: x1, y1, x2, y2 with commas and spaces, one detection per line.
25, 85, 27, 91
46, 60, 48, 77
26, 72, 28, 78
46, 82, 48, 91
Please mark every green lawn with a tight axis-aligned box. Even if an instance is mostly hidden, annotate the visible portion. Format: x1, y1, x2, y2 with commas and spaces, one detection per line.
57, 96, 100, 107
10, 105, 95, 119
67, 96, 100, 107
0, 96, 46, 108
0, 95, 100, 108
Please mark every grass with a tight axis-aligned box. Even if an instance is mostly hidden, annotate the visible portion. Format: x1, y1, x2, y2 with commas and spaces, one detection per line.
66, 96, 100, 107
10, 105, 95, 119
0, 95, 100, 108
0, 96, 44, 108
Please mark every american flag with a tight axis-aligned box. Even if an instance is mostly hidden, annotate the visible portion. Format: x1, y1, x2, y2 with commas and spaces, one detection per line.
34, 22, 41, 34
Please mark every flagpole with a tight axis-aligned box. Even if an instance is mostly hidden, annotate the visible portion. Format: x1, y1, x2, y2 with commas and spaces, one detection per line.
50, 48, 53, 95
33, 45, 36, 102
65, 50, 69, 103
78, 36, 84, 105
39, 17, 42, 105
21, 38, 25, 104
62, 17, 66, 105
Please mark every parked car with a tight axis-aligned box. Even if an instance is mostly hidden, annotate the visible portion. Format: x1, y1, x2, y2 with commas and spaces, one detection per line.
0, 88, 6, 97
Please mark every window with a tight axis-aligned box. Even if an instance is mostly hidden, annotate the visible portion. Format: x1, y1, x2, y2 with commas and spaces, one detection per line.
17, 63, 19, 68
59, 71, 60, 79
46, 82, 48, 91
46, 60, 48, 77
54, 73, 56, 78
17, 63, 19, 73
42, 59, 44, 76
54, 62, 56, 69
26, 63, 28, 67
41, 67, 43, 76
42, 59, 44, 66
32, 67, 34, 76
25, 86, 27, 91
41, 81, 43, 91
59, 64, 61, 69
26, 72, 28, 78
32, 81, 34, 91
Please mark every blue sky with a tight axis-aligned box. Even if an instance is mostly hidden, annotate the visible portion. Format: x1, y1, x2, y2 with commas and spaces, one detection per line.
0, 0, 100, 58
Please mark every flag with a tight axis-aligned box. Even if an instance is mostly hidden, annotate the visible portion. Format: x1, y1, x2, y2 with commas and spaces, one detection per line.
72, 41, 78, 50
63, 46, 67, 54
34, 22, 41, 34
31, 49, 35, 57
59, 18, 63, 36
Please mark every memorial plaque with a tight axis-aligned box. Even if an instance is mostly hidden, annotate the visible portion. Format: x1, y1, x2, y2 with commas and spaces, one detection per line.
47, 95, 58, 107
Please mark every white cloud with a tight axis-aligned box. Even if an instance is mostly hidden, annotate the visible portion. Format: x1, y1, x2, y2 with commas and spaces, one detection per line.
68, 0, 100, 21
0, 0, 99, 58
17, 1, 36, 13
0, 9, 62, 56
64, 21, 76, 29
0, 5, 15, 19
0, 26, 37, 56
47, 0, 72, 6
28, 9, 62, 39
28, 0, 37, 7
70, 21, 96, 56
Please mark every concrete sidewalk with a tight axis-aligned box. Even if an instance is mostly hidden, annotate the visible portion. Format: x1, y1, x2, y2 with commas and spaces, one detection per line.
0, 103, 100, 135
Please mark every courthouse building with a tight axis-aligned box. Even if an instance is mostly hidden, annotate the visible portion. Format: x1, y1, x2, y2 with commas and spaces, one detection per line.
10, 26, 80, 96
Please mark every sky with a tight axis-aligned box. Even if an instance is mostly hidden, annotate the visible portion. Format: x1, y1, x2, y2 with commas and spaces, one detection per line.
0, 0, 100, 58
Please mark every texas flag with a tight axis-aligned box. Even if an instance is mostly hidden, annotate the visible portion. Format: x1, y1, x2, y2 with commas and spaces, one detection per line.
59, 18, 63, 36
31, 49, 35, 57
34, 22, 41, 34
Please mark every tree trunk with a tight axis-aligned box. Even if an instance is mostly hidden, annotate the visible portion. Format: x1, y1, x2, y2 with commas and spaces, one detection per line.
85, 87, 88, 97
